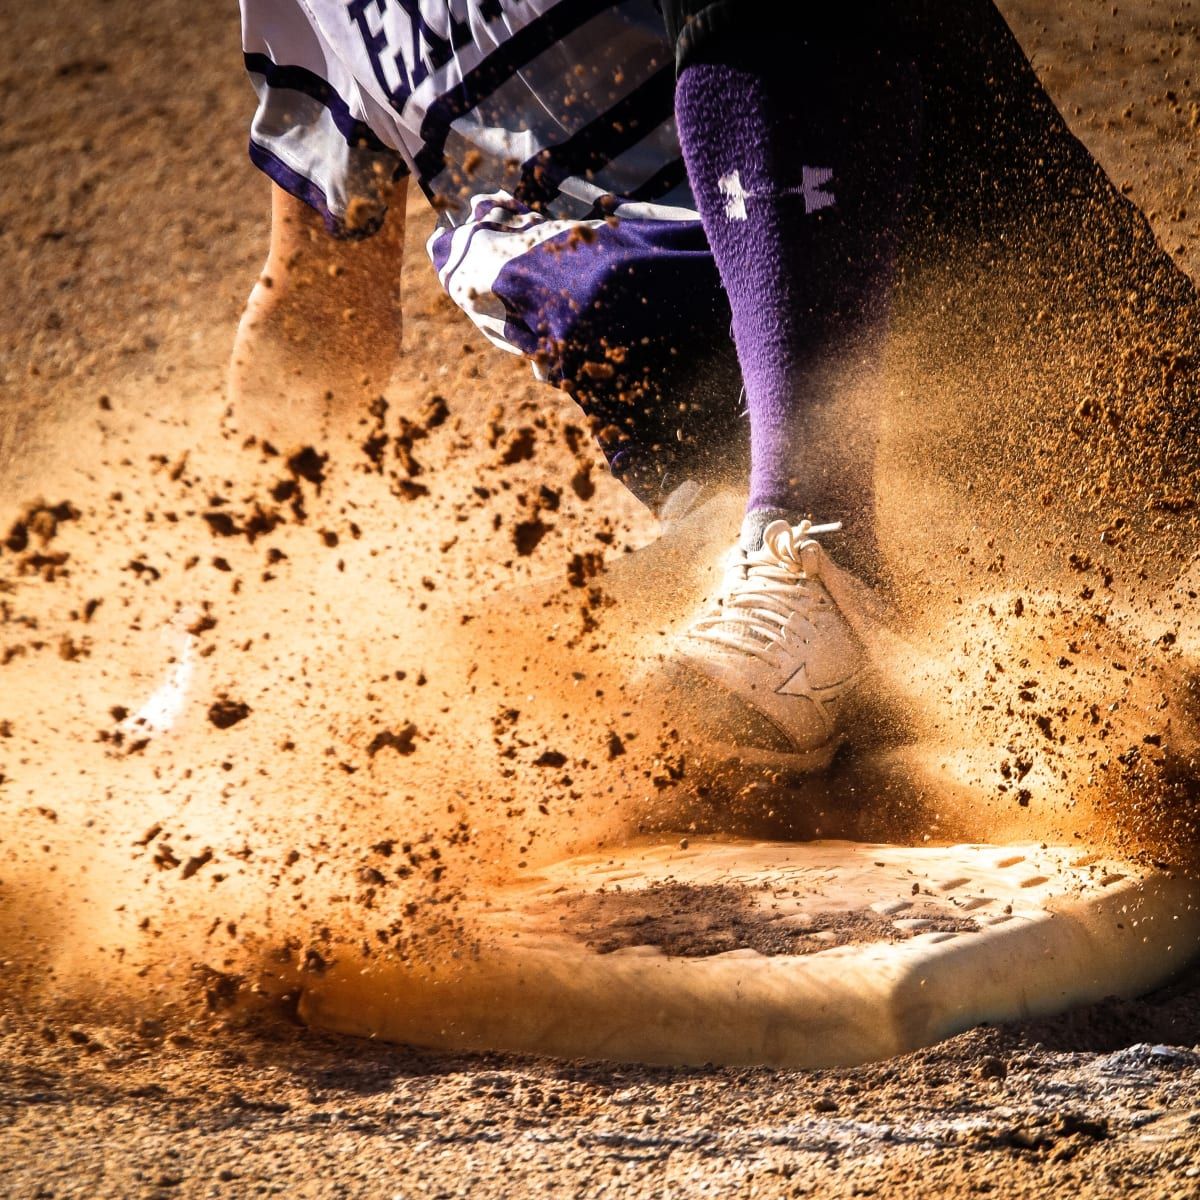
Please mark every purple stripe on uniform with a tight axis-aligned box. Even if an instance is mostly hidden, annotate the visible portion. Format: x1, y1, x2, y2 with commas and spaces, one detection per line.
411, 0, 619, 184
514, 66, 675, 208
623, 156, 687, 203
248, 140, 385, 240
244, 51, 404, 166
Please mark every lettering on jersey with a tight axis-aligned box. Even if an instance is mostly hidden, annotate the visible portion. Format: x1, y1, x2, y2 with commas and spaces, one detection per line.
347, 0, 501, 108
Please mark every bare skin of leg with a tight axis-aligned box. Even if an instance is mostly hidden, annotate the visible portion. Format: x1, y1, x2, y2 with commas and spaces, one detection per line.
228, 180, 408, 446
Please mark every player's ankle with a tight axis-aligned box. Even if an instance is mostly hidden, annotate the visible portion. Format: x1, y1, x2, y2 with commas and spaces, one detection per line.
740, 506, 806, 551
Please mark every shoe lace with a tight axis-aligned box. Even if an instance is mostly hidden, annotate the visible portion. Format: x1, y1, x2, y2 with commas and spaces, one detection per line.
685, 519, 843, 662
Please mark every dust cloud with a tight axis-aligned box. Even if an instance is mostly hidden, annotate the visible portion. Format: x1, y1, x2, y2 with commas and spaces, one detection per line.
0, 296, 736, 1025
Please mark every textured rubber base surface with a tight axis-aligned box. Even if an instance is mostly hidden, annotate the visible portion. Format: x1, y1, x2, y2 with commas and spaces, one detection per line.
300, 839, 1200, 1068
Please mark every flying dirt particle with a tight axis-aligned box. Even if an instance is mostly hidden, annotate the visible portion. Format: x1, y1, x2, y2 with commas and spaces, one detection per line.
135, 823, 162, 847
650, 753, 686, 788
513, 517, 550, 556
499, 426, 536, 465
154, 843, 181, 870
208, 699, 251, 729
421, 394, 449, 428
286, 445, 328, 490
567, 551, 604, 588
533, 749, 567, 768
570, 464, 595, 501
392, 419, 425, 477
3, 499, 80, 553
18, 550, 70, 581
392, 479, 429, 501
362, 431, 388, 470
181, 848, 214, 880
125, 558, 161, 581
203, 505, 283, 544
606, 731, 626, 759
366, 723, 419, 757
57, 634, 89, 661
202, 511, 238, 537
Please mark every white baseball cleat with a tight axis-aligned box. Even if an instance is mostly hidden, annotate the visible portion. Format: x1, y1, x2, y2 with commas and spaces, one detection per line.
670, 518, 869, 772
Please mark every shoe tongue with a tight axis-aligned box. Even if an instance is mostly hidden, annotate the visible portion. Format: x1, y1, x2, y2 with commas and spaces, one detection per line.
720, 517, 812, 649
739, 507, 802, 552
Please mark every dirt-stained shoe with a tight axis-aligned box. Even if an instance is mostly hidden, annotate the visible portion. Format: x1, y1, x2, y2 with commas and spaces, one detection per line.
669, 518, 869, 772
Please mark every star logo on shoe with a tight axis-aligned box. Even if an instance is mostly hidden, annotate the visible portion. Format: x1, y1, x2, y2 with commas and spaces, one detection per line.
775, 664, 845, 698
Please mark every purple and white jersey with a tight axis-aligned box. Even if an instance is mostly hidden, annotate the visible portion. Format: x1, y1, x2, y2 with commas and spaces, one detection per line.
241, 0, 715, 376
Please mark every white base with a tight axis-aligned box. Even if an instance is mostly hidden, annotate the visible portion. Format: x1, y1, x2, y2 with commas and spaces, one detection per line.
299, 839, 1200, 1068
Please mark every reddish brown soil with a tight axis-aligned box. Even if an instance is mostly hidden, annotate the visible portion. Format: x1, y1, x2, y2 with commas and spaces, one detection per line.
561, 882, 980, 956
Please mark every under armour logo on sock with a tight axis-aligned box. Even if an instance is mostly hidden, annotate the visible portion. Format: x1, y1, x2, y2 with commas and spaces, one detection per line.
798, 166, 836, 213
718, 168, 836, 221
718, 171, 750, 220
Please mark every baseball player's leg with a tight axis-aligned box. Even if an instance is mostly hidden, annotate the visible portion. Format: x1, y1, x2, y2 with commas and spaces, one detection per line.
229, 180, 407, 445
660, 8, 922, 769
673, 19, 919, 556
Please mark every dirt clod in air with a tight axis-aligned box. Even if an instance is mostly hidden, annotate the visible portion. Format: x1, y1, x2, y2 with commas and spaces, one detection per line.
208, 699, 252, 729
513, 516, 550, 556
3, 499, 80, 553
366, 724, 419, 756
285, 446, 328, 490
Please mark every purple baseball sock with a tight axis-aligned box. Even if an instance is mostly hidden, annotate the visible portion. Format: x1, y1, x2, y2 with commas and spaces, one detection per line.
675, 39, 920, 556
